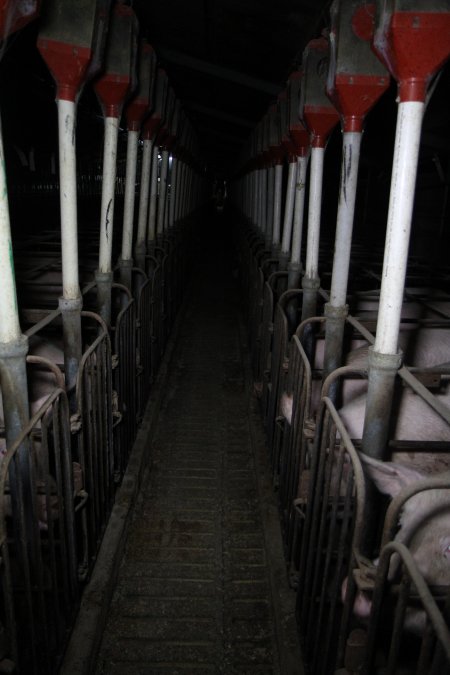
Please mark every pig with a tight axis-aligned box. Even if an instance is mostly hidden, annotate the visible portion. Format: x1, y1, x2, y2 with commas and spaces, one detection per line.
26, 335, 65, 402
343, 456, 450, 636
338, 386, 450, 443
351, 288, 450, 323
280, 324, 450, 426
1, 361, 82, 530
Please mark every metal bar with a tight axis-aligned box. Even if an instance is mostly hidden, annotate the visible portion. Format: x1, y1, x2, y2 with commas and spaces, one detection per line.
281, 159, 297, 256
288, 155, 309, 288
301, 146, 324, 321
272, 164, 283, 249
119, 128, 139, 288
148, 144, 159, 244
157, 150, 169, 237
135, 138, 153, 269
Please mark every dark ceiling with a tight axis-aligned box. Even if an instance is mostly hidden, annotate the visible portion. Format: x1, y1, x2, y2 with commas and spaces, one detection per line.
1, 0, 449, 184
131, 0, 332, 172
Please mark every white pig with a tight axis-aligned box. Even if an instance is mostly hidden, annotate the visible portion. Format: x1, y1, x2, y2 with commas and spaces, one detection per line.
343, 456, 450, 635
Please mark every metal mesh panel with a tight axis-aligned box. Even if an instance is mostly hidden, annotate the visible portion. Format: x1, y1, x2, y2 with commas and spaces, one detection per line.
0, 388, 78, 674
364, 540, 450, 674
295, 397, 366, 675
75, 320, 113, 579
113, 297, 137, 477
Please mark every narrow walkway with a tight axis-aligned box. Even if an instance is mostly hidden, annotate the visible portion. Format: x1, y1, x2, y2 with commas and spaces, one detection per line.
94, 219, 301, 675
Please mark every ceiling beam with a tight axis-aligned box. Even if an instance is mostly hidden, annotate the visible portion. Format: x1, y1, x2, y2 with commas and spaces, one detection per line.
157, 46, 280, 96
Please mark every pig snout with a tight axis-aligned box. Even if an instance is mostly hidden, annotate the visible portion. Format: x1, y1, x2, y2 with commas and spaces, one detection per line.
341, 575, 372, 620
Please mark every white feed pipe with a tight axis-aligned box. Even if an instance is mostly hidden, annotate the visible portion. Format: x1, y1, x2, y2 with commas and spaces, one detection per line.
147, 144, 159, 243
290, 155, 309, 266
272, 164, 283, 247
99, 116, 120, 273
136, 138, 153, 250
374, 101, 425, 355
156, 149, 169, 236
169, 156, 177, 227
57, 98, 80, 300
304, 146, 325, 279
281, 160, 297, 255
0, 118, 22, 343
121, 128, 139, 261
329, 131, 362, 307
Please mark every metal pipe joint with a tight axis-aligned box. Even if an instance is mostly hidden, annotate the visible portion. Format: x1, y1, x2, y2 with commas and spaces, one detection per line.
361, 347, 403, 460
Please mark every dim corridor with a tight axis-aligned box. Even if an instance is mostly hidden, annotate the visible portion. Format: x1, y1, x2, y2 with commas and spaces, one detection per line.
92, 219, 302, 675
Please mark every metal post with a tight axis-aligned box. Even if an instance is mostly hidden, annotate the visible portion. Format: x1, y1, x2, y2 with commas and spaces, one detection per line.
272, 163, 283, 251
252, 169, 258, 226
323, 131, 362, 379
57, 98, 83, 391
280, 158, 297, 268
119, 128, 139, 289
148, 144, 159, 246
0, 117, 32, 520
259, 167, 267, 236
265, 165, 274, 246
301, 145, 324, 321
362, 101, 424, 459
135, 137, 153, 270
169, 155, 177, 227
157, 149, 169, 237
175, 159, 184, 223
288, 155, 309, 288
97, 115, 119, 325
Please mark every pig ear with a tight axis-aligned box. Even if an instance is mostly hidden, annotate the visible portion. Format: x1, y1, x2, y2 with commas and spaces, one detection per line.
359, 454, 426, 498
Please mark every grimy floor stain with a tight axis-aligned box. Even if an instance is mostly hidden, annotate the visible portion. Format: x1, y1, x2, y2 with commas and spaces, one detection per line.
94, 220, 302, 675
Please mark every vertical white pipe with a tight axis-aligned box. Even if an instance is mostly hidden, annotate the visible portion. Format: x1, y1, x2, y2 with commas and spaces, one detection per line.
175, 160, 183, 223
374, 101, 425, 355
329, 131, 362, 307
0, 119, 22, 343
266, 166, 274, 240
272, 164, 283, 247
121, 128, 139, 261
256, 168, 262, 231
260, 168, 266, 231
290, 155, 309, 266
178, 162, 186, 220
304, 146, 324, 279
136, 138, 152, 247
147, 144, 159, 243
157, 149, 169, 236
281, 160, 297, 255
99, 116, 119, 273
57, 98, 80, 299
251, 171, 256, 224
169, 156, 177, 227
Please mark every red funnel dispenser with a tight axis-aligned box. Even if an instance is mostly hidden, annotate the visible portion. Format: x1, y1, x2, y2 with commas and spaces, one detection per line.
323, 0, 391, 381
94, 2, 138, 325
361, 0, 450, 460
0, 0, 40, 42
300, 37, 339, 321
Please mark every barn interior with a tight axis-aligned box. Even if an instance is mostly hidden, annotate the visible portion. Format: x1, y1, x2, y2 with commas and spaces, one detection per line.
1, 1, 450, 674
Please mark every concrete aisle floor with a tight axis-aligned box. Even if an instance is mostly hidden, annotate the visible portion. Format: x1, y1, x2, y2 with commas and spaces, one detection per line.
93, 219, 302, 675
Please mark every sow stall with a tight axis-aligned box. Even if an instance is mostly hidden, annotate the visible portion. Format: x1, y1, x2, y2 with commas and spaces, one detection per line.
232, 0, 450, 673
0, 2, 206, 672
